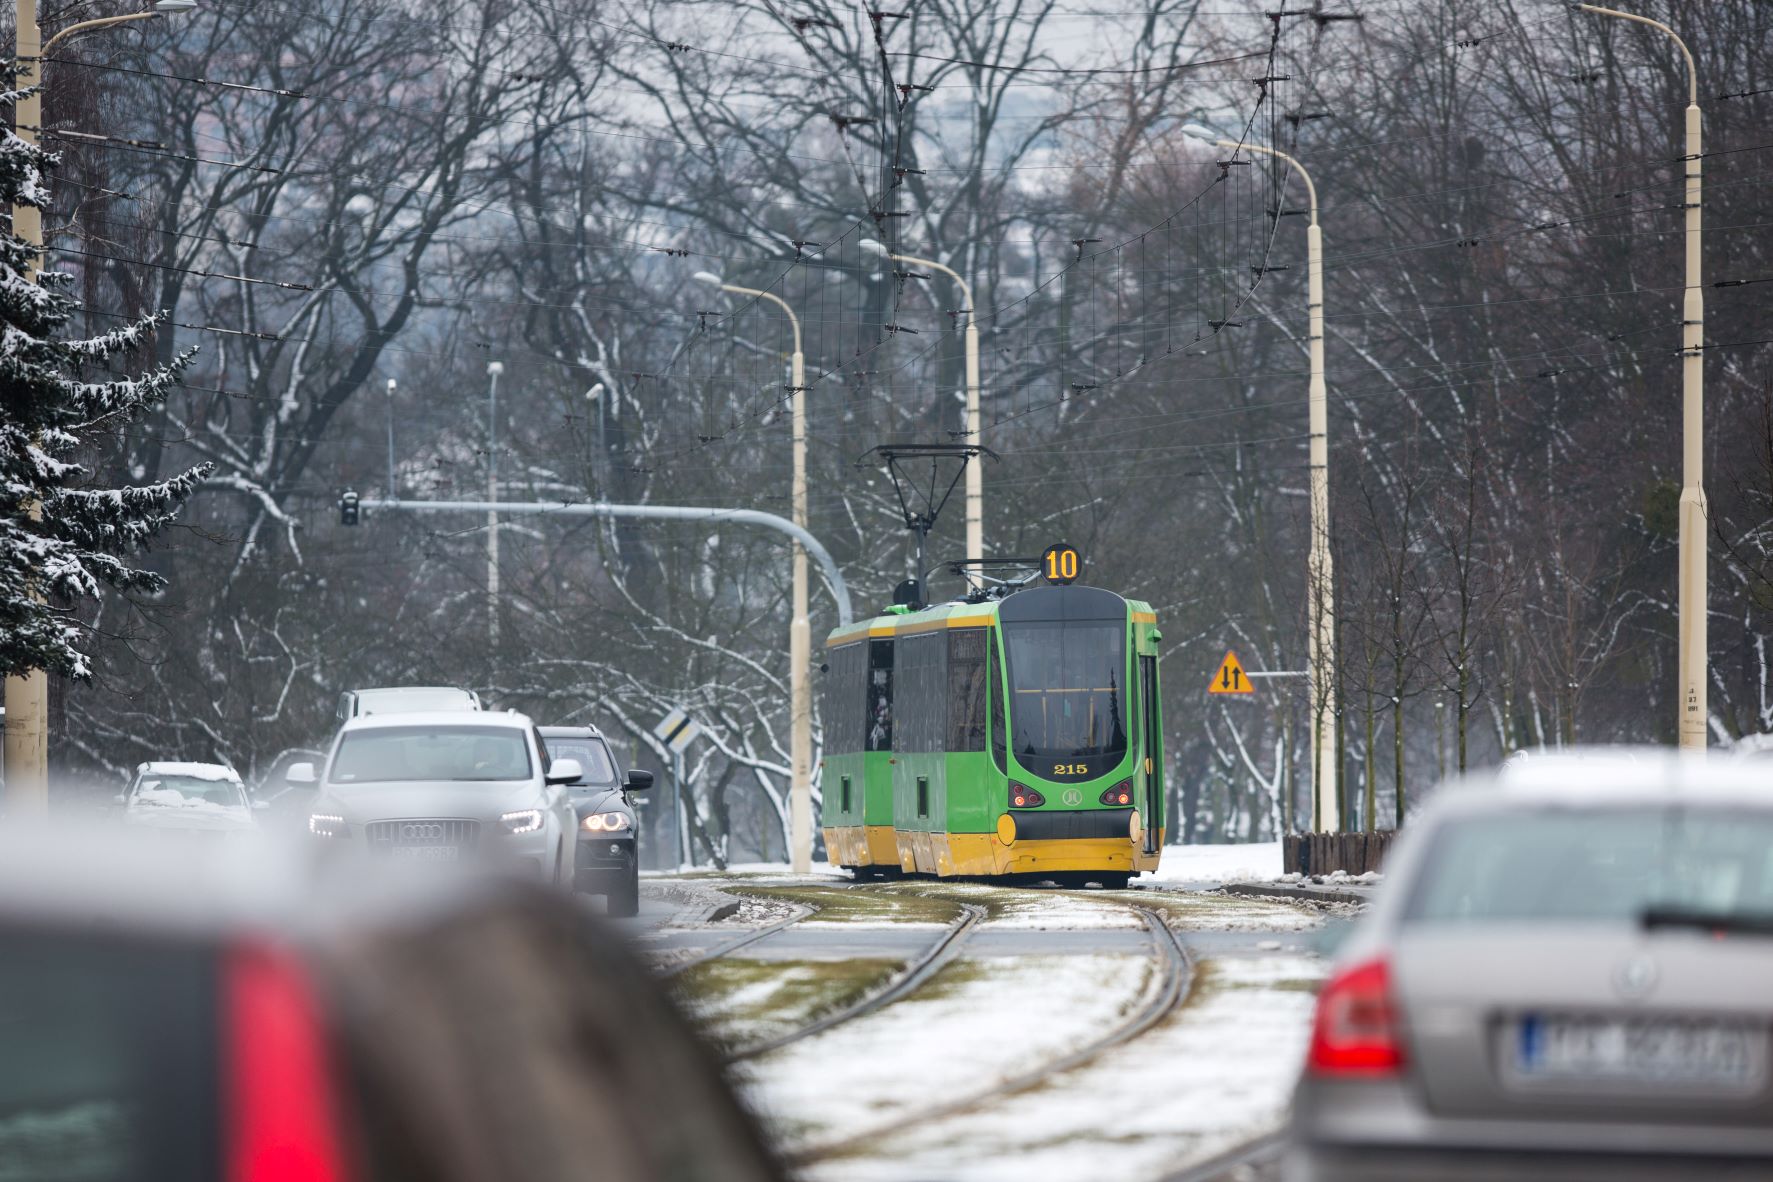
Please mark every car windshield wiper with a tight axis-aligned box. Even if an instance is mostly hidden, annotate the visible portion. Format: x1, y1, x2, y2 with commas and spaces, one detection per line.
1639, 904, 1773, 937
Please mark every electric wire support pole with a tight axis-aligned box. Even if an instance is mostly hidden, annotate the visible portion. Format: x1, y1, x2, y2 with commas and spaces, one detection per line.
1579, 4, 1707, 750
1185, 124, 1339, 830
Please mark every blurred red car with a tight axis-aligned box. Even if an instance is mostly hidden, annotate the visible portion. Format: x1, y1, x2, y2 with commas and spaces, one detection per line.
0, 826, 782, 1182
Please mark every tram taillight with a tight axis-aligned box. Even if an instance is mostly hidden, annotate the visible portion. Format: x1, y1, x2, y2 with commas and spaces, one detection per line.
1010, 783, 1045, 808
1100, 780, 1133, 806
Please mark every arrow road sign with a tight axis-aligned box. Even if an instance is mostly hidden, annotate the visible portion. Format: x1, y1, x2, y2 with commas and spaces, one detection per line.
1208, 651, 1254, 696
653, 707, 703, 754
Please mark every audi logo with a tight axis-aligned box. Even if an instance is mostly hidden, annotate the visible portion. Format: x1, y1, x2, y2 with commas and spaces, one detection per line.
401, 822, 445, 841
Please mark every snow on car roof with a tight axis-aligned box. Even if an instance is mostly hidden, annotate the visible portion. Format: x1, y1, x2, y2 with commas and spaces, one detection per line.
340, 709, 532, 731
137, 761, 242, 781
1450, 747, 1773, 807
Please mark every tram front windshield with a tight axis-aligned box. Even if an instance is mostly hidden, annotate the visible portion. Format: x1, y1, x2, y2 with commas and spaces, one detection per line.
1003, 621, 1128, 763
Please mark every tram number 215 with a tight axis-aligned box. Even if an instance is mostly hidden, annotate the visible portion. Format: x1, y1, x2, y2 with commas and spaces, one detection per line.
1052, 763, 1088, 777
1042, 542, 1082, 585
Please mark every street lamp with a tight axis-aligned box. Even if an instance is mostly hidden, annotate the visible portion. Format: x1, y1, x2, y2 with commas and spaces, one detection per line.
859, 238, 985, 565
3, 0, 197, 810
485, 361, 502, 659
695, 271, 814, 874
1183, 123, 1340, 834
1576, 4, 1706, 751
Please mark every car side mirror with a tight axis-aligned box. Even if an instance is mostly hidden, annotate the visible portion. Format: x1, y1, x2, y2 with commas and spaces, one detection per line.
113, 792, 127, 805
286, 762, 318, 786
545, 758, 583, 786
625, 769, 654, 791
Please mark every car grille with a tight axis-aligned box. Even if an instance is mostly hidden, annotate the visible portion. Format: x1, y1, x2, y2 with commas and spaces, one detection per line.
365, 818, 480, 850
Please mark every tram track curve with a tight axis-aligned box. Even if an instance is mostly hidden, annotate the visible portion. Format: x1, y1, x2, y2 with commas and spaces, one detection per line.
787, 901, 1194, 1166
1158, 1130, 1285, 1182
724, 899, 986, 1062
657, 902, 817, 978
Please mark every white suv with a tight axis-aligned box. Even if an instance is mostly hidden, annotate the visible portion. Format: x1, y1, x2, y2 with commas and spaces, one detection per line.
292, 711, 578, 885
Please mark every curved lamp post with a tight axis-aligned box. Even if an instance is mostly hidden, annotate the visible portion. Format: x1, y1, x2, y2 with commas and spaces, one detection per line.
859, 238, 984, 564
1577, 4, 1707, 750
694, 271, 813, 872
1184, 123, 1339, 833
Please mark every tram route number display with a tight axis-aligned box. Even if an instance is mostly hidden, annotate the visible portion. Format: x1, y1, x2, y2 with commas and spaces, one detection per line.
1042, 542, 1082, 585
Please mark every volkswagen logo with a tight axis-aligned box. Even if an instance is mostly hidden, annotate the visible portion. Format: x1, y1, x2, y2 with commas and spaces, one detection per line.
401, 822, 445, 842
1614, 953, 1658, 1001
1061, 788, 1083, 807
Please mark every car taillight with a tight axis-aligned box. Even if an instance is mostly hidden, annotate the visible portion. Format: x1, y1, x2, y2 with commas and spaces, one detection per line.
1010, 783, 1045, 808
226, 942, 348, 1182
1100, 780, 1133, 806
1306, 957, 1405, 1077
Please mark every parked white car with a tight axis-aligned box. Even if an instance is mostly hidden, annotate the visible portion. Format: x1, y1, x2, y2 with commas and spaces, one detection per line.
292, 711, 578, 885
117, 761, 260, 835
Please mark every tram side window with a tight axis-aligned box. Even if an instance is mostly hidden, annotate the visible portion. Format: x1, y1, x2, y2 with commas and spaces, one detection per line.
893, 632, 947, 753
867, 639, 894, 752
825, 642, 865, 756
947, 630, 988, 752
990, 649, 1007, 773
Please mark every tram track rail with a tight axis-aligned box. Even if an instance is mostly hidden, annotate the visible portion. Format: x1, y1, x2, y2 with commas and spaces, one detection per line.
787, 901, 1194, 1166
724, 900, 986, 1062
657, 903, 817, 978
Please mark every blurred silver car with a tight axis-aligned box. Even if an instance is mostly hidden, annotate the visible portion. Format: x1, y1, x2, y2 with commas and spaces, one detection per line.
1288, 750, 1773, 1182
293, 711, 579, 885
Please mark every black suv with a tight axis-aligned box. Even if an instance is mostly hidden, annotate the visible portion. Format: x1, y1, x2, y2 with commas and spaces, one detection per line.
538, 725, 653, 916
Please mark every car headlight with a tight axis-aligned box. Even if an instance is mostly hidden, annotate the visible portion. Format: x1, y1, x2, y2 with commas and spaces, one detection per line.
499, 809, 545, 835
580, 811, 632, 833
309, 813, 348, 838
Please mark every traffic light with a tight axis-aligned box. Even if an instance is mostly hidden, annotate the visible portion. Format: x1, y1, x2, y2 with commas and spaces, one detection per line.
339, 490, 360, 526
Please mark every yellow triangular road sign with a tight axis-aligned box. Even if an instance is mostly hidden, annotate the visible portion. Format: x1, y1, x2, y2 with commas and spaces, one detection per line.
1208, 650, 1254, 695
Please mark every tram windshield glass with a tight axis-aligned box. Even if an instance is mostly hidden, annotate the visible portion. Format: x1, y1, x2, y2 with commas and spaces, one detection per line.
1002, 621, 1128, 763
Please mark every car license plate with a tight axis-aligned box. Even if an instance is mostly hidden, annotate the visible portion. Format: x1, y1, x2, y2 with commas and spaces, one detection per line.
1516, 1014, 1766, 1089
388, 845, 459, 862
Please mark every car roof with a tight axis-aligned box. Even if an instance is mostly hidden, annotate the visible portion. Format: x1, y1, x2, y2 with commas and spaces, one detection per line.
538, 725, 607, 739
137, 760, 241, 781
1444, 747, 1773, 811
339, 709, 532, 732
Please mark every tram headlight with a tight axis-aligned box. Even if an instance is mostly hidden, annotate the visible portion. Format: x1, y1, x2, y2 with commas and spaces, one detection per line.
1009, 783, 1045, 808
1100, 780, 1134, 807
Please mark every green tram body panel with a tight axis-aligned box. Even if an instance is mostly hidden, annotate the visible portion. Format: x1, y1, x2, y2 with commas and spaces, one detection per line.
819, 585, 1164, 877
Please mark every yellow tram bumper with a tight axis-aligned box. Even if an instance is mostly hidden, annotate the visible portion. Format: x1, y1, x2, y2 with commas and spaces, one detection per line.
826, 822, 1165, 877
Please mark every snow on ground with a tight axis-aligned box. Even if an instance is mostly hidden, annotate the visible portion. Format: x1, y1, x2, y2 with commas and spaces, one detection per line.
737, 952, 1153, 1148
1148, 841, 1284, 883
904, 881, 1146, 929
808, 953, 1327, 1182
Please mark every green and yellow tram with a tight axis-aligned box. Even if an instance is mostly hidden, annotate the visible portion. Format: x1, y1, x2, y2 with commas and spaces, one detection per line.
819, 575, 1164, 885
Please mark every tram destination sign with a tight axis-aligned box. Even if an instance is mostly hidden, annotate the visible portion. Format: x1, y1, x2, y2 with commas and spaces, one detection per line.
1041, 541, 1083, 585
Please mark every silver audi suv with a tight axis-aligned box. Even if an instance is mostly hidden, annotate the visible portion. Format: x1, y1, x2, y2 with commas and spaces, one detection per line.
292, 711, 579, 884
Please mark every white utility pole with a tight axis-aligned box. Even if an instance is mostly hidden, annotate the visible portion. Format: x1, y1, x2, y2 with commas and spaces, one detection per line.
860, 240, 984, 563
385, 378, 397, 499
693, 273, 813, 873
1578, 5, 1706, 750
485, 361, 503, 657
1185, 126, 1339, 831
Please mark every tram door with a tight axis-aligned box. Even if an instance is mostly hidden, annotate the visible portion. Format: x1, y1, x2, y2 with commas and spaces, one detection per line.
1140, 655, 1162, 854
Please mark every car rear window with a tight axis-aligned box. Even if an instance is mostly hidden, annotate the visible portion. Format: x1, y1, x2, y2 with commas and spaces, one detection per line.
1406, 808, 1773, 924
0, 929, 218, 1182
331, 726, 533, 783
